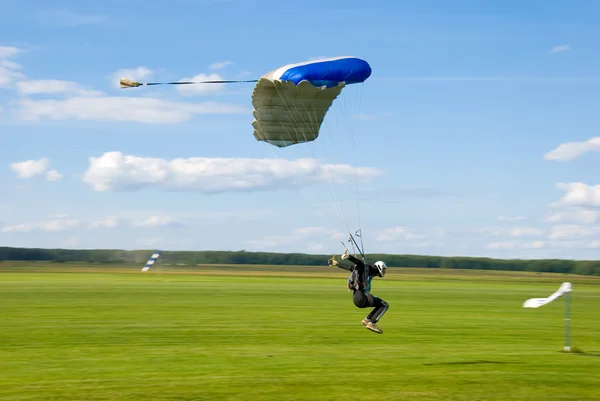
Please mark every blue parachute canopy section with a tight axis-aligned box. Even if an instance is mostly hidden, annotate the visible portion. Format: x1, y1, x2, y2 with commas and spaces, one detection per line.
276, 57, 372, 88
251, 56, 372, 148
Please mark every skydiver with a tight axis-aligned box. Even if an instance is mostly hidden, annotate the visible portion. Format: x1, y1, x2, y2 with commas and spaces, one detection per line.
328, 250, 389, 334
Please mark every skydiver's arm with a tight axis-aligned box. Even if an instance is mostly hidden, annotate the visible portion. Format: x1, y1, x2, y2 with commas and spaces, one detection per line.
336, 262, 354, 272
345, 254, 363, 265
328, 256, 354, 271
340, 251, 366, 275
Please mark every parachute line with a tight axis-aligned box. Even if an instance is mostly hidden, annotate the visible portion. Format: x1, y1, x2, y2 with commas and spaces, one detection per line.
272, 83, 352, 234
254, 121, 345, 241
252, 88, 346, 237
249, 56, 372, 253
119, 78, 258, 89
348, 83, 366, 254
267, 75, 365, 251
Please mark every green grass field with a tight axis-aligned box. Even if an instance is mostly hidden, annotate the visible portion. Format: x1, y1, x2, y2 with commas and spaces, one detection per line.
2, 263, 600, 400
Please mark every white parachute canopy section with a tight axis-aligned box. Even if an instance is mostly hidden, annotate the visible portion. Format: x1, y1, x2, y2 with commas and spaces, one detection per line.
523, 282, 572, 308
251, 56, 372, 148
141, 251, 161, 272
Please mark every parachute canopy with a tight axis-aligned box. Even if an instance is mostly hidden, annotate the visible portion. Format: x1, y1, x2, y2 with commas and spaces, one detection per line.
251, 56, 372, 148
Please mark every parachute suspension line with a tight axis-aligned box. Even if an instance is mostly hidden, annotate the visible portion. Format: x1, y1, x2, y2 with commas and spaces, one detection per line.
293, 89, 353, 235
347, 83, 366, 256
270, 83, 352, 236
251, 84, 346, 241
297, 94, 353, 237
348, 230, 365, 261
253, 114, 344, 237
250, 56, 372, 253
296, 82, 367, 254
298, 88, 365, 254
255, 139, 343, 236
317, 81, 366, 257
300, 100, 350, 234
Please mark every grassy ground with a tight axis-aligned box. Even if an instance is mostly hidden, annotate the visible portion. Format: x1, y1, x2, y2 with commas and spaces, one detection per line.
1, 264, 599, 400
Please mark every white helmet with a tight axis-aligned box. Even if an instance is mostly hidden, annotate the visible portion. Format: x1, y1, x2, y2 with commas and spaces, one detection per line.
374, 261, 387, 277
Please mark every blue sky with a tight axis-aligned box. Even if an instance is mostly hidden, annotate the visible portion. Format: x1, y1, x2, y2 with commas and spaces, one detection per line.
1, 0, 600, 260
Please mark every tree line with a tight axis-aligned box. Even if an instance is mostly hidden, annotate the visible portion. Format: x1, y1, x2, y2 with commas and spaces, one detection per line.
1, 246, 599, 276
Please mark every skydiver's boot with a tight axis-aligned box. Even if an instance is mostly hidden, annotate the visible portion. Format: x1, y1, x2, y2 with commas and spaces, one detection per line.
366, 321, 383, 334
362, 318, 370, 326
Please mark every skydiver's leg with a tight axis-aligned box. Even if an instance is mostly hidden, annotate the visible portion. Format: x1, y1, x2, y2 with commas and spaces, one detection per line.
362, 294, 387, 334
352, 290, 371, 308
352, 290, 374, 327
366, 294, 389, 323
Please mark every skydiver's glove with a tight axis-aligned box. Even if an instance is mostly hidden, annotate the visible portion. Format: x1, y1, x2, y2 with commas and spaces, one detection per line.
328, 256, 338, 266
341, 250, 349, 260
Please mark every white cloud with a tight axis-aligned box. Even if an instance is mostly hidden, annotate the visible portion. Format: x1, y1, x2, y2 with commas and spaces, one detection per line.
496, 215, 527, 222
548, 224, 600, 240
245, 235, 293, 249
46, 169, 63, 181
541, 240, 600, 250
63, 237, 80, 247
209, 61, 234, 70
545, 209, 599, 224
89, 216, 119, 229
375, 226, 426, 242
13, 96, 246, 123
510, 227, 544, 236
0, 46, 19, 59
544, 137, 600, 162
120, 208, 271, 222
132, 215, 184, 228
5, 59, 244, 124
111, 66, 153, 88
0, 46, 24, 88
1, 217, 80, 232
245, 225, 346, 250
487, 240, 545, 250
291, 226, 343, 238
9, 157, 49, 178
476, 226, 544, 237
1, 223, 37, 233
9, 157, 62, 181
1, 60, 20, 70
176, 73, 226, 95
2, 214, 190, 233
549, 44, 571, 54
529, 240, 546, 249
81, 151, 384, 193
17, 79, 103, 96
309, 243, 325, 252
136, 237, 165, 248
40, 218, 80, 232
553, 182, 600, 208
48, 213, 68, 219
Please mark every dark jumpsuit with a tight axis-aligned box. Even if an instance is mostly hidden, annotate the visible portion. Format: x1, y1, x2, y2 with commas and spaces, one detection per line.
337, 254, 389, 323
